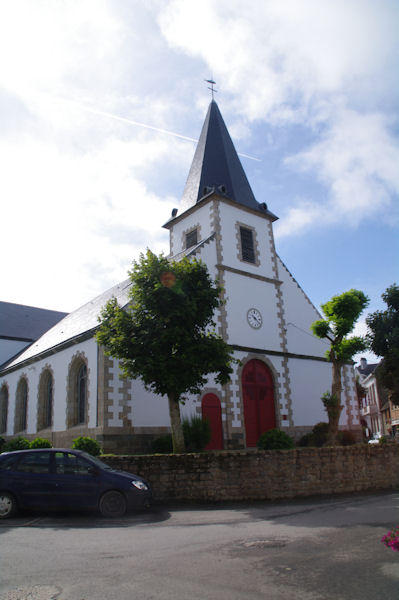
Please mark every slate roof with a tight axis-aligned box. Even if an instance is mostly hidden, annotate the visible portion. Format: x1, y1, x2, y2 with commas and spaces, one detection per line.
0, 301, 68, 342
356, 362, 378, 379
1, 279, 132, 372
167, 100, 277, 222
169, 232, 216, 262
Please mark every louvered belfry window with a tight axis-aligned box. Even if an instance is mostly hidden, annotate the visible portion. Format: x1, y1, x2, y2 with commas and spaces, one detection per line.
240, 226, 255, 263
185, 228, 198, 249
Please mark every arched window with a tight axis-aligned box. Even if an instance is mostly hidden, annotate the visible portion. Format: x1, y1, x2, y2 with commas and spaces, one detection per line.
67, 356, 88, 428
37, 370, 53, 430
0, 385, 8, 434
77, 364, 87, 425
14, 377, 28, 433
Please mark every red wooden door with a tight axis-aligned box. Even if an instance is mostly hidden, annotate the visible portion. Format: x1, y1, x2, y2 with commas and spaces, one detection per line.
202, 393, 224, 450
242, 360, 276, 447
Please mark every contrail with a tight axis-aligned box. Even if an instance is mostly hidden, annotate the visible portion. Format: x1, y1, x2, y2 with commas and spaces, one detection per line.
50, 95, 262, 162
75, 103, 199, 143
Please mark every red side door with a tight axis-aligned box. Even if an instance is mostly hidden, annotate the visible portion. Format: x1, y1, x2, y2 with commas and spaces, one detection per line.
202, 393, 224, 450
242, 359, 276, 447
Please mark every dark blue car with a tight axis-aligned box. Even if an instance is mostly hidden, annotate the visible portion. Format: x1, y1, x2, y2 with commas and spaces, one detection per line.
0, 448, 152, 518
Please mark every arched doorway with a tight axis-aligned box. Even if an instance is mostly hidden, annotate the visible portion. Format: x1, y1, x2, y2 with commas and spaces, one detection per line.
202, 393, 223, 450
242, 359, 276, 447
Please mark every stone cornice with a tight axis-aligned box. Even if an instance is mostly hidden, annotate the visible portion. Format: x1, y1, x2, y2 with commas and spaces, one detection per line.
217, 264, 282, 285
232, 344, 330, 363
163, 193, 277, 230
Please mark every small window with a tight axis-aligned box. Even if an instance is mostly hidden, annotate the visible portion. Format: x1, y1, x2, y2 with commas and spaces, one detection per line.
55, 452, 92, 476
240, 226, 255, 263
185, 229, 198, 249
15, 452, 50, 474
0, 453, 19, 471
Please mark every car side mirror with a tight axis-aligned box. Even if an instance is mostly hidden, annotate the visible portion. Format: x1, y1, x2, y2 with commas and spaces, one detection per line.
88, 466, 98, 476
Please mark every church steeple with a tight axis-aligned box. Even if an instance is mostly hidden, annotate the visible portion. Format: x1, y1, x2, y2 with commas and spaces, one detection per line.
174, 100, 277, 220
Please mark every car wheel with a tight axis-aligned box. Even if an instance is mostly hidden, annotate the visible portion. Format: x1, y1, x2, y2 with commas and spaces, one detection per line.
99, 490, 127, 518
0, 492, 17, 519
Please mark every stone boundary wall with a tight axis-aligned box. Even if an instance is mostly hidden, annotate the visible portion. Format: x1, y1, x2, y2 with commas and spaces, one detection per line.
103, 445, 399, 503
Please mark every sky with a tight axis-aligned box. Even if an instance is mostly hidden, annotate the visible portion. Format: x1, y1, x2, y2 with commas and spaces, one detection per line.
1, 0, 398, 362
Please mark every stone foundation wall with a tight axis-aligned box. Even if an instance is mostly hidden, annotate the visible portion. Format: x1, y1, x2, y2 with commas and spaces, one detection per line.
103, 445, 399, 503
96, 430, 169, 455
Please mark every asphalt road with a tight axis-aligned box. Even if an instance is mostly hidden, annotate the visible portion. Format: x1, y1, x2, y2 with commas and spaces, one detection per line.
0, 491, 398, 600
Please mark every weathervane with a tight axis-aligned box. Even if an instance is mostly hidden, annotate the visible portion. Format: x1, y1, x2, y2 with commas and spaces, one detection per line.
205, 79, 217, 100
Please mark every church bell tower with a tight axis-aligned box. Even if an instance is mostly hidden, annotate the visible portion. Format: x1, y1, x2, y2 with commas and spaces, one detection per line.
163, 100, 294, 449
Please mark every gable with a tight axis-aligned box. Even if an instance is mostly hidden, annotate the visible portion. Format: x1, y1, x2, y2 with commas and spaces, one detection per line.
1, 279, 132, 373
277, 256, 329, 358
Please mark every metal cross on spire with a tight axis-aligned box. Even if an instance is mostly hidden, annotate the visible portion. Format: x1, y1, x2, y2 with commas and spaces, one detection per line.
205, 79, 217, 100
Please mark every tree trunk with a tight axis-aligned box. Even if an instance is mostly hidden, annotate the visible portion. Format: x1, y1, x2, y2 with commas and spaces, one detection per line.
327, 359, 343, 446
168, 393, 185, 453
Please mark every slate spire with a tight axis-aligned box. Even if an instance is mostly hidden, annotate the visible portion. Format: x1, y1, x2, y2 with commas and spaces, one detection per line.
177, 100, 276, 219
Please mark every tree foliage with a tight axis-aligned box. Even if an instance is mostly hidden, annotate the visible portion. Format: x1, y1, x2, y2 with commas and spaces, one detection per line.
3, 437, 30, 452
257, 429, 295, 450
30, 438, 52, 449
72, 436, 101, 456
96, 251, 234, 453
311, 289, 369, 445
182, 416, 212, 452
366, 284, 399, 405
311, 289, 369, 362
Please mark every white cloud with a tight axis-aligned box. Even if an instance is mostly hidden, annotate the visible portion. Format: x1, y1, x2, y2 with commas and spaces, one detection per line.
159, 0, 398, 120
352, 318, 379, 365
277, 107, 399, 236
1, 131, 177, 310
0, 0, 397, 313
0, 1, 189, 310
0, 1, 125, 99
159, 0, 399, 234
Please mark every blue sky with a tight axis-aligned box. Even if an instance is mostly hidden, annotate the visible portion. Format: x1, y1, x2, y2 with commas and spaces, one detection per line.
1, 0, 398, 359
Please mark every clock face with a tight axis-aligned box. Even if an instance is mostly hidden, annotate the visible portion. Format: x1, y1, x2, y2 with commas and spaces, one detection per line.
247, 308, 262, 329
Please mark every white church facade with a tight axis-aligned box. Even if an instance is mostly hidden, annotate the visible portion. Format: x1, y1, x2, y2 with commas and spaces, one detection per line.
0, 101, 361, 452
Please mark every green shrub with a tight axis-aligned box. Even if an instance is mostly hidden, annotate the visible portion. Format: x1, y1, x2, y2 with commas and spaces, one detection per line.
151, 434, 173, 454
298, 423, 357, 447
312, 422, 329, 447
72, 436, 101, 456
182, 416, 211, 452
337, 430, 356, 446
0, 436, 5, 453
30, 437, 52, 449
298, 422, 329, 447
257, 428, 295, 450
3, 437, 30, 452
312, 422, 328, 436
297, 432, 315, 447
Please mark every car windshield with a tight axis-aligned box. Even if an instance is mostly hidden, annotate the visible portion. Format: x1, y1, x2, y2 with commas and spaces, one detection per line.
79, 452, 114, 471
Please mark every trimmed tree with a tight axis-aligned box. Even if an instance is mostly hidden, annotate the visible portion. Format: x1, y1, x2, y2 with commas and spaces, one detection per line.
311, 289, 369, 445
96, 251, 234, 453
366, 284, 399, 405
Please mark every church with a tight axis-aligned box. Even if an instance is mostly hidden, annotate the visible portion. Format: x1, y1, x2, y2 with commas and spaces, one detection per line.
0, 100, 361, 453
